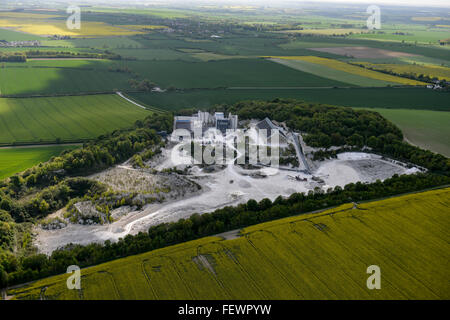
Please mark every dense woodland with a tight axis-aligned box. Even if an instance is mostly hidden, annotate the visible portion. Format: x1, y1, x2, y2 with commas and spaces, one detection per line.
0, 99, 449, 288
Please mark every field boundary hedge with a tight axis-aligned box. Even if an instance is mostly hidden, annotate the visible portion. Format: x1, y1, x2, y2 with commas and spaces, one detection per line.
0, 90, 144, 99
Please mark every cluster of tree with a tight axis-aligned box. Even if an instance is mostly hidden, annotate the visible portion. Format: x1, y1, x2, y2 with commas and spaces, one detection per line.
131, 147, 162, 168
0, 52, 26, 62
1, 172, 448, 288
0, 210, 16, 252
128, 79, 157, 91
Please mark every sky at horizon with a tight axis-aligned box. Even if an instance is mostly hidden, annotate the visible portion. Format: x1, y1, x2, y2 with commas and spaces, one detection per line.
300, 0, 450, 7
43, 0, 450, 7
133, 0, 450, 8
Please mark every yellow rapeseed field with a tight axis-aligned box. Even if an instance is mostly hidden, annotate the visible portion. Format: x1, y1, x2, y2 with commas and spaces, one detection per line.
0, 13, 151, 37
356, 62, 450, 81
7, 188, 450, 300
411, 17, 445, 22
267, 56, 427, 85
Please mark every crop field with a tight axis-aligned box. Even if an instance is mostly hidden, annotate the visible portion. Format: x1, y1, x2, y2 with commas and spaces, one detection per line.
119, 25, 168, 31
280, 37, 450, 62
0, 94, 152, 145
0, 145, 79, 180
269, 58, 395, 87
125, 59, 349, 88
308, 46, 419, 59
355, 62, 450, 81
87, 7, 192, 19
129, 87, 450, 112
0, 46, 101, 54
0, 62, 132, 95
8, 188, 450, 300
0, 12, 148, 37
267, 56, 427, 86
190, 52, 251, 62
68, 37, 144, 50
359, 108, 450, 157
131, 35, 341, 58
111, 48, 191, 61
279, 28, 369, 36
349, 28, 450, 45
0, 28, 44, 41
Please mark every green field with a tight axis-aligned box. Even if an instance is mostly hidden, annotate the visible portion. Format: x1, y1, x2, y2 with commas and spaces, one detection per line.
0, 57, 349, 96
126, 34, 342, 58
349, 27, 450, 45
112, 48, 192, 60
125, 59, 348, 88
129, 87, 450, 111
281, 36, 450, 62
361, 108, 450, 157
0, 94, 152, 145
69, 37, 144, 50
8, 188, 450, 300
0, 145, 79, 180
270, 58, 397, 87
0, 62, 132, 96
0, 28, 44, 41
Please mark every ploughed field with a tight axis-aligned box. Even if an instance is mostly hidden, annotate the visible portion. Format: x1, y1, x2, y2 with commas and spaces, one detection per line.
0, 94, 152, 145
9, 188, 450, 300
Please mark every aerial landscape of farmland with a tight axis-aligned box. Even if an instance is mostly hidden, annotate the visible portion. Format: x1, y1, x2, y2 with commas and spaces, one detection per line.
0, 0, 448, 309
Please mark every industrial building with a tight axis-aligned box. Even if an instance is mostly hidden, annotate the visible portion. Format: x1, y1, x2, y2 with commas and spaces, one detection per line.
173, 111, 238, 135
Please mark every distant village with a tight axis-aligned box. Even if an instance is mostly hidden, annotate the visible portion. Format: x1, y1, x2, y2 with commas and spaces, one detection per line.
0, 40, 41, 47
